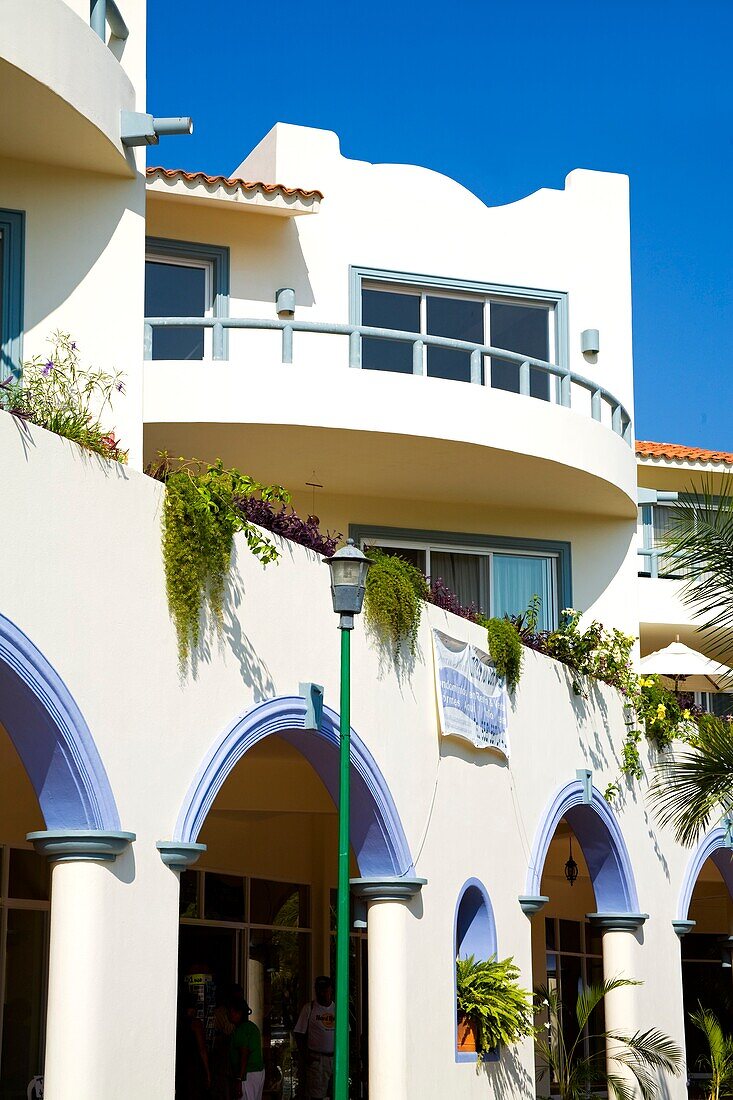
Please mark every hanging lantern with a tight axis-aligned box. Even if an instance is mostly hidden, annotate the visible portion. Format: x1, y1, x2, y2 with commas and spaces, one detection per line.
564, 836, 579, 886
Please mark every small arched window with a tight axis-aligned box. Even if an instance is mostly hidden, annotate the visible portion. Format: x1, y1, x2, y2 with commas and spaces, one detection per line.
454, 878, 498, 1062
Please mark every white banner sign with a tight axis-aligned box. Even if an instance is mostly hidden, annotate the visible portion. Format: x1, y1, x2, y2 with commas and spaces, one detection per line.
432, 630, 509, 755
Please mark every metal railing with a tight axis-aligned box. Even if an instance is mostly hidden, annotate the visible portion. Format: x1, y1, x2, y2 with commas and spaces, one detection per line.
637, 547, 691, 580
90, 0, 128, 43
143, 316, 633, 444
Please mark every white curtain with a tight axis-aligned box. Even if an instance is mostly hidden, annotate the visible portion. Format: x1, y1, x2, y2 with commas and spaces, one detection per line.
492, 554, 554, 629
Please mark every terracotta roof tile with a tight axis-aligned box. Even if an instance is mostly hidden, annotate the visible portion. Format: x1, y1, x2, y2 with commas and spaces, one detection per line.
636, 440, 733, 465
146, 166, 323, 201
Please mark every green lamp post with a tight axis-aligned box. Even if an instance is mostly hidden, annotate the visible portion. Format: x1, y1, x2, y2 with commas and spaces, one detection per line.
323, 538, 373, 1100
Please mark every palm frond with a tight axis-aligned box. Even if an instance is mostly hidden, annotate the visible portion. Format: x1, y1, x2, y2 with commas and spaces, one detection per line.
576, 978, 640, 1031
606, 1071, 637, 1100
650, 716, 733, 845
664, 477, 733, 665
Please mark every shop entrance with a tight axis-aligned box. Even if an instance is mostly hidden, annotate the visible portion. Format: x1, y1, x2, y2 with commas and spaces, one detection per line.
175, 733, 371, 1098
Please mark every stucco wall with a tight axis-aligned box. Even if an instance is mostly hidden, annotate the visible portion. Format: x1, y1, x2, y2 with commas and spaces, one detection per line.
0, 158, 145, 464
0, 415, 708, 1097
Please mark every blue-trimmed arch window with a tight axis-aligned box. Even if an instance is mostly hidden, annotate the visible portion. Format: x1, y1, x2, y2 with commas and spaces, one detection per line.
454, 878, 499, 1063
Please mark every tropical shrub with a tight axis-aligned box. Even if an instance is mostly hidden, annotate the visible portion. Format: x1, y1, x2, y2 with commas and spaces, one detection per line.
154, 457, 289, 665
363, 549, 429, 660
485, 617, 524, 692
690, 1005, 733, 1100
0, 331, 126, 461
535, 979, 682, 1100
456, 954, 534, 1059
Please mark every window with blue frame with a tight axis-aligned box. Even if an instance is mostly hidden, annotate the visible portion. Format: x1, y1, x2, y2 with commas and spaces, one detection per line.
145, 238, 229, 361
353, 269, 565, 401
454, 879, 498, 1062
0, 210, 25, 381
353, 525, 569, 630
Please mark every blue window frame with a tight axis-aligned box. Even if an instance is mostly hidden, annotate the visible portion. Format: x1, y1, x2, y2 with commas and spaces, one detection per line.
351, 523, 571, 630
349, 266, 568, 399
0, 209, 25, 381
144, 237, 230, 360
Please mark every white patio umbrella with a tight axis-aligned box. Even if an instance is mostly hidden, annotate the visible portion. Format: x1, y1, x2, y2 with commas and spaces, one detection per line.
638, 639, 733, 691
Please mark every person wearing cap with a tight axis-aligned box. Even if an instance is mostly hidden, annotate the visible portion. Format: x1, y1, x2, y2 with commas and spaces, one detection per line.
294, 976, 335, 1099
227, 997, 265, 1100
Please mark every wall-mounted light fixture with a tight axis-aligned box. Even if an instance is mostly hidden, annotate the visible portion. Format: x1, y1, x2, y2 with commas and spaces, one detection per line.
120, 112, 193, 148
581, 329, 600, 355
276, 288, 296, 319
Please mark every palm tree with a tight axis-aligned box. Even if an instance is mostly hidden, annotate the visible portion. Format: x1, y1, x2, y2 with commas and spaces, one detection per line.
649, 477, 733, 843
534, 978, 682, 1100
690, 1006, 733, 1100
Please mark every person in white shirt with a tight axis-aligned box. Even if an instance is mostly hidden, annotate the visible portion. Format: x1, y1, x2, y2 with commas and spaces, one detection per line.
294, 976, 335, 1099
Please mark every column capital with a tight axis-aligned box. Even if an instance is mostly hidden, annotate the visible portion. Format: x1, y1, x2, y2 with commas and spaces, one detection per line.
519, 894, 549, 915
157, 841, 207, 870
587, 911, 649, 932
27, 829, 135, 863
672, 919, 696, 937
350, 876, 426, 902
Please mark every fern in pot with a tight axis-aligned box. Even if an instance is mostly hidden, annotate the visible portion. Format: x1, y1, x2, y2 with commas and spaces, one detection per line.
456, 954, 534, 1060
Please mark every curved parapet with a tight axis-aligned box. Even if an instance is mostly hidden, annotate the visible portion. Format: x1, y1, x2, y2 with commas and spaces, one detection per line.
1, 0, 138, 175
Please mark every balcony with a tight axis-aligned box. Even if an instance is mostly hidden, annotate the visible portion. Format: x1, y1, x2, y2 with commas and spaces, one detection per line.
142, 317, 638, 518
0, 0, 136, 176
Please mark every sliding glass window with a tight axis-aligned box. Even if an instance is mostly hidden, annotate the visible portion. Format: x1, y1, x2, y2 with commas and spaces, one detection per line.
362, 537, 559, 627
358, 277, 558, 401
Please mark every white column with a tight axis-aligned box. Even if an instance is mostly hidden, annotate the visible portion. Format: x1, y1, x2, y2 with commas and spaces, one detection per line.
351, 876, 425, 1100
30, 831, 186, 1100
589, 913, 647, 1096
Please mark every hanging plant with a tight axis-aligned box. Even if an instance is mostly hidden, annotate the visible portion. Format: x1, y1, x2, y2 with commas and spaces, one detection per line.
363, 549, 429, 660
485, 617, 524, 691
153, 456, 290, 666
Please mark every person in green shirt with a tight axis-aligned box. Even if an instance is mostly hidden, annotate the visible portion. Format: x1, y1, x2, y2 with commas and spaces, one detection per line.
227, 997, 265, 1100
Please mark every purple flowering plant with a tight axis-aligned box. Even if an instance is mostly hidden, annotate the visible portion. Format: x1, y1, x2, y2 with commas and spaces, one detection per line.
0, 331, 127, 462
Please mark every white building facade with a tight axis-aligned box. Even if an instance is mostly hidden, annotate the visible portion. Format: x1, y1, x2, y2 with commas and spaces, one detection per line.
0, 4, 731, 1099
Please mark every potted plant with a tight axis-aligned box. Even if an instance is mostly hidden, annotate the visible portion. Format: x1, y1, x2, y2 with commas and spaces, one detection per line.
456, 954, 534, 1059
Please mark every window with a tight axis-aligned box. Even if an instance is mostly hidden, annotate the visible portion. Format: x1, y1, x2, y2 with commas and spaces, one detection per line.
0, 846, 50, 1093
178, 871, 311, 1094
638, 502, 691, 579
0, 210, 25, 380
353, 268, 565, 401
545, 917, 605, 1073
353, 525, 569, 629
695, 692, 733, 718
145, 238, 229, 361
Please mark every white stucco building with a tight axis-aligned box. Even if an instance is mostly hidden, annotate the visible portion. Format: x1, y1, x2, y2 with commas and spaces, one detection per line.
1, 4, 731, 1099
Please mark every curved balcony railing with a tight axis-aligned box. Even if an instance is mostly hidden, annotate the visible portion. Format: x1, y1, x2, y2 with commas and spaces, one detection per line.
143, 316, 633, 445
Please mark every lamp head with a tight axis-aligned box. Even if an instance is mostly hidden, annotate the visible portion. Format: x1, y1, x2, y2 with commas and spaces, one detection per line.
324, 539, 373, 625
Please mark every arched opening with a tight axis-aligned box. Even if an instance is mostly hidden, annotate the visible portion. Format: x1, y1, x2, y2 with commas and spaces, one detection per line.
454, 878, 497, 1062
678, 832, 733, 1093
172, 696, 412, 1100
525, 780, 641, 1096
0, 612, 118, 1097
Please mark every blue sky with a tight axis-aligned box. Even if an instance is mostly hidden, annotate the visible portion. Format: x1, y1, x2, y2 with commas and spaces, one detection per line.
148, 0, 732, 450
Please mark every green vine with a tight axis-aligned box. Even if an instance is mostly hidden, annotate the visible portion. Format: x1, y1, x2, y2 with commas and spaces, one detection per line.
484, 617, 524, 692
363, 549, 429, 661
157, 457, 289, 666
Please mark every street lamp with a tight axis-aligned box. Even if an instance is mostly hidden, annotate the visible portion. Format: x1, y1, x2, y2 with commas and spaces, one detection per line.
324, 539, 373, 1100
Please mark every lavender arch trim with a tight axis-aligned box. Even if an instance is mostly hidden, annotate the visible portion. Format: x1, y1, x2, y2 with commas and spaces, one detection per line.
174, 696, 415, 879
678, 826, 733, 920
525, 778, 639, 913
0, 612, 120, 830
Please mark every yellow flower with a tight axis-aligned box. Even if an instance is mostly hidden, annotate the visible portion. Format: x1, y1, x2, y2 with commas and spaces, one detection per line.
656, 703, 666, 718
683, 709, 691, 720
